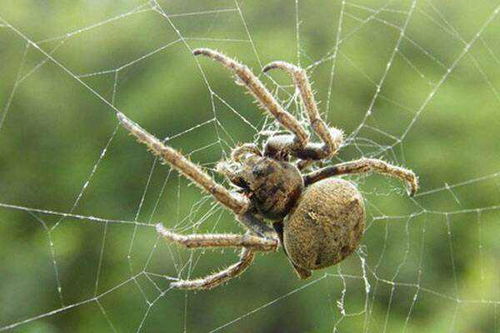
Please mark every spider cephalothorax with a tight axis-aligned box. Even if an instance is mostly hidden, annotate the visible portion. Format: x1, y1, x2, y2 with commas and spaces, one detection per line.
218, 149, 304, 220
117, 48, 419, 290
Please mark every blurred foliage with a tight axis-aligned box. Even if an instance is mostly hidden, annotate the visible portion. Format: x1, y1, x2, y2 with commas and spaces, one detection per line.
0, 0, 499, 332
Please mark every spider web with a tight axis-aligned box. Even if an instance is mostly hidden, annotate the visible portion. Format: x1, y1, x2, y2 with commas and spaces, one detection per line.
0, 0, 499, 331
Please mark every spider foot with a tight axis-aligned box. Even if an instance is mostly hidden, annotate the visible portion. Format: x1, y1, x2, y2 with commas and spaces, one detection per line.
169, 248, 256, 290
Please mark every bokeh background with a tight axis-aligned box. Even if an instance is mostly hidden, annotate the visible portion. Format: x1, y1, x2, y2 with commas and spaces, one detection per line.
1, 0, 499, 332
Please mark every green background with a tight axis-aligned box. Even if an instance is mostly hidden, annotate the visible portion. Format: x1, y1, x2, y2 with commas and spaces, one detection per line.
0, 0, 499, 332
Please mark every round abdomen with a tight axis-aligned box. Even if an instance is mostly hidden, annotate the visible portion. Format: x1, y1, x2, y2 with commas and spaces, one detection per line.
283, 178, 365, 270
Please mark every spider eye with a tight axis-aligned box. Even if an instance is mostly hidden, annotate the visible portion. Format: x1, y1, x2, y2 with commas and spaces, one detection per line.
252, 163, 274, 177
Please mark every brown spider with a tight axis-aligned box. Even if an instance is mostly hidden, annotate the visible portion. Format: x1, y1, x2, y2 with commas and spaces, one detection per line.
117, 48, 418, 290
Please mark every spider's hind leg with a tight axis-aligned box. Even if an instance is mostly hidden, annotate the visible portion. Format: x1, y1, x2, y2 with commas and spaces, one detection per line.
156, 223, 278, 290
172, 248, 256, 290
156, 223, 278, 251
303, 157, 419, 196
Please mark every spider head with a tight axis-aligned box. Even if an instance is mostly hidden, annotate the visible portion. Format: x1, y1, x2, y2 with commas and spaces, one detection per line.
218, 146, 304, 220
243, 155, 304, 220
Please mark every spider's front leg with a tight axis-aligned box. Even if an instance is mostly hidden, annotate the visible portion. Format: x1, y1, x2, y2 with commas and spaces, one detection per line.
263, 61, 344, 160
117, 112, 250, 214
193, 48, 310, 148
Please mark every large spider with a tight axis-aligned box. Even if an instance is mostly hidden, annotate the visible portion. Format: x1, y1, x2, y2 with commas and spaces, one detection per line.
117, 48, 418, 290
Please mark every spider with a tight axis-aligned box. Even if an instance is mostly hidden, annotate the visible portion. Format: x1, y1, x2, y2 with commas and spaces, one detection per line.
117, 48, 419, 290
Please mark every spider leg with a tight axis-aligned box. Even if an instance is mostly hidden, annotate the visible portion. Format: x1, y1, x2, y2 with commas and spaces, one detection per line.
117, 112, 250, 215
230, 143, 261, 162
157, 219, 277, 290
156, 223, 278, 252
303, 157, 419, 196
238, 212, 276, 236
193, 48, 309, 147
171, 248, 255, 290
263, 61, 343, 160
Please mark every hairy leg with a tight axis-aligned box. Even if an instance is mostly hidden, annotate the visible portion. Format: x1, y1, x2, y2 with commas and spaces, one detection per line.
263, 61, 343, 159
171, 248, 255, 290
193, 48, 309, 147
117, 112, 250, 215
303, 157, 419, 196
157, 220, 277, 290
156, 223, 278, 251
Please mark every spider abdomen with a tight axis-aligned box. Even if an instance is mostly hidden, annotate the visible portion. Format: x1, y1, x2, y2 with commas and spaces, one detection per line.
283, 178, 365, 270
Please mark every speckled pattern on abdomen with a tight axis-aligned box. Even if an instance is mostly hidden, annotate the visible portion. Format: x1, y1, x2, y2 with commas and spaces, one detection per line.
283, 178, 365, 270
